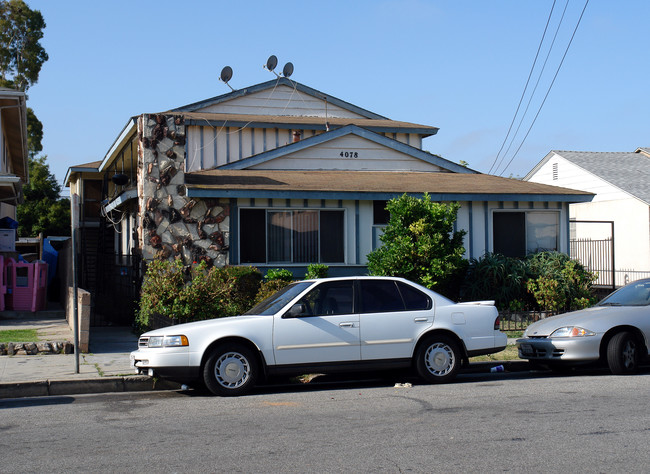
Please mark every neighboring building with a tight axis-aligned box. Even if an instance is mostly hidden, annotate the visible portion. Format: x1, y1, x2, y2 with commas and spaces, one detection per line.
0, 88, 28, 223
525, 148, 650, 287
66, 78, 592, 325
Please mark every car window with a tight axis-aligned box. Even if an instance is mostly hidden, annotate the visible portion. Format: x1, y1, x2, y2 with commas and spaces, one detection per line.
244, 281, 312, 315
297, 280, 354, 316
397, 281, 432, 311
359, 280, 406, 313
598, 280, 650, 306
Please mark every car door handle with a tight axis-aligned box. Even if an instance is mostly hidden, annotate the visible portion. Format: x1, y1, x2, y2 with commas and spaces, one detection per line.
414, 317, 429, 323
339, 322, 355, 328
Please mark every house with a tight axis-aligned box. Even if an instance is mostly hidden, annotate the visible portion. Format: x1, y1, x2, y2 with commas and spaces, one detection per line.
65, 77, 593, 326
524, 148, 650, 287
0, 88, 28, 225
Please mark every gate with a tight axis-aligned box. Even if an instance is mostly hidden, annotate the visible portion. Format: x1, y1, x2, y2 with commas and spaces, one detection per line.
569, 220, 615, 289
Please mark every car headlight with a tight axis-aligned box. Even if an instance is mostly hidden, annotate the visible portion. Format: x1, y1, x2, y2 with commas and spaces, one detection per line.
550, 326, 595, 338
147, 335, 189, 347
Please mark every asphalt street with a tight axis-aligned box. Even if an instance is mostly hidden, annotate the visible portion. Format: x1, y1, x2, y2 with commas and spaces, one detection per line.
2, 368, 650, 473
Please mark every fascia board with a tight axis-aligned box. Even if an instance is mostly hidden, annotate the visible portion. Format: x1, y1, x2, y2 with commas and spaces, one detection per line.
187, 187, 594, 203
523, 150, 556, 181
98, 118, 138, 172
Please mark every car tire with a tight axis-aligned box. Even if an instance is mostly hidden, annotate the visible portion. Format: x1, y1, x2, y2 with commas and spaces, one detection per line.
607, 331, 638, 375
203, 343, 259, 396
415, 336, 460, 384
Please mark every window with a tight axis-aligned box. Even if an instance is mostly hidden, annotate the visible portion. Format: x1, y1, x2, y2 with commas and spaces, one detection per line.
83, 180, 102, 219
373, 200, 389, 225
298, 280, 354, 316
240, 209, 345, 264
397, 281, 432, 311
493, 211, 559, 258
359, 280, 405, 313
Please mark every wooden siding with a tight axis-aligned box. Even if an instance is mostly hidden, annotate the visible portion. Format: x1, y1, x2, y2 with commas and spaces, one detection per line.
195, 85, 366, 119
250, 134, 442, 172
187, 126, 432, 172
531, 153, 629, 202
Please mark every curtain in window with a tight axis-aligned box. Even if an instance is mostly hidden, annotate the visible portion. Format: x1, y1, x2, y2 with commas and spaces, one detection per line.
526, 212, 559, 254
268, 211, 292, 262
293, 211, 318, 263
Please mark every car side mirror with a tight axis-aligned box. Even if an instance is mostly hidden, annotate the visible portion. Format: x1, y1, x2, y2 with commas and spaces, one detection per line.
285, 303, 306, 318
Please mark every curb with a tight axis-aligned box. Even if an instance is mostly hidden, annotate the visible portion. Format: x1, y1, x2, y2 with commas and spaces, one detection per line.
0, 376, 182, 400
0, 361, 531, 400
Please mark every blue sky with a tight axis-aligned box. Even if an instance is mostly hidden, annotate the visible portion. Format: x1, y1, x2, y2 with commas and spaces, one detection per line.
24, 0, 650, 189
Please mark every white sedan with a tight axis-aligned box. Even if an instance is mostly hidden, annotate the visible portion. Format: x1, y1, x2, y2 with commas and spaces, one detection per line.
131, 276, 506, 396
517, 278, 650, 373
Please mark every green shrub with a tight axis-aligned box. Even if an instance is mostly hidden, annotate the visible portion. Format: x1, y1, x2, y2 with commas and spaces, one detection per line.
305, 263, 328, 279
525, 252, 597, 312
461, 253, 529, 310
136, 259, 263, 330
366, 193, 467, 298
265, 268, 294, 282
253, 279, 293, 306
461, 251, 597, 313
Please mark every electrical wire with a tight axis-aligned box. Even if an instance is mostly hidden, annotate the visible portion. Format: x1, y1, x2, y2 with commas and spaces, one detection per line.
499, 0, 589, 176
494, 0, 570, 174
488, 0, 557, 175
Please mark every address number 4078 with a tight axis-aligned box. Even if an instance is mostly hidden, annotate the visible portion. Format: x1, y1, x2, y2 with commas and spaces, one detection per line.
340, 151, 359, 158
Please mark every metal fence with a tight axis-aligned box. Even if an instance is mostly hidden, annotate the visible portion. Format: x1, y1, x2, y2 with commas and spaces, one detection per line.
499, 311, 556, 332
570, 237, 614, 287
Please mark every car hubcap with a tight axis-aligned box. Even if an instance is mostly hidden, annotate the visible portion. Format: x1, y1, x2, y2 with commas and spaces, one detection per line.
622, 341, 636, 369
215, 352, 250, 388
425, 343, 454, 376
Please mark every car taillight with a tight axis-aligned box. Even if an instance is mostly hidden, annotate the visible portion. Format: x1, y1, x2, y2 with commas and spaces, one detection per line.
494, 316, 501, 330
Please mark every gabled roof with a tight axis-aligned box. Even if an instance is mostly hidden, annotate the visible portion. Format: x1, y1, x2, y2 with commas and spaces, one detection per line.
64, 160, 102, 186
218, 124, 472, 173
526, 149, 650, 205
185, 169, 594, 202
170, 78, 388, 120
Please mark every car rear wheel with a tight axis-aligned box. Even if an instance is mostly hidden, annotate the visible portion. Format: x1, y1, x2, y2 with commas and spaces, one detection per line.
607, 331, 638, 375
415, 336, 460, 384
203, 344, 258, 396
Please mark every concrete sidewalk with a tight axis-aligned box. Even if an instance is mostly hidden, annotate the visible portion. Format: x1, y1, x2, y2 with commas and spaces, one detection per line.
0, 315, 180, 399
0, 314, 528, 399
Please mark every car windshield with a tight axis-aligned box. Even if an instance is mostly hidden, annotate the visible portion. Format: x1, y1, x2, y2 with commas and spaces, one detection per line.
598, 279, 650, 307
244, 281, 313, 316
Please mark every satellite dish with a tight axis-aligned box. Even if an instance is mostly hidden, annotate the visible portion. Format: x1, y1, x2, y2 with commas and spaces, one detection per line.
266, 55, 278, 72
219, 66, 233, 84
282, 62, 294, 78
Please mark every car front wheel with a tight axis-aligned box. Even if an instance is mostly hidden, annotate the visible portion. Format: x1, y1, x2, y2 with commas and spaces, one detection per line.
203, 344, 259, 396
415, 336, 460, 384
607, 331, 639, 375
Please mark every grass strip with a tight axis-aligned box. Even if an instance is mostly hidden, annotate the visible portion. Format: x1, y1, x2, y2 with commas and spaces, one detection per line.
0, 329, 40, 343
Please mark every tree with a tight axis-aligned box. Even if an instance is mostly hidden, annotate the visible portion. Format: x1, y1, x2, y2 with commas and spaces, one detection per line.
0, 0, 48, 91
366, 193, 467, 297
17, 155, 70, 237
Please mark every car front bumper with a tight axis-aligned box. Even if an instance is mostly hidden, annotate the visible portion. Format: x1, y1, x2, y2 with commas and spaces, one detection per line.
130, 348, 201, 383
516, 335, 602, 362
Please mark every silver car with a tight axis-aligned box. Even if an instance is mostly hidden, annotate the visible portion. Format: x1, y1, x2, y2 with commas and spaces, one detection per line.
517, 278, 650, 373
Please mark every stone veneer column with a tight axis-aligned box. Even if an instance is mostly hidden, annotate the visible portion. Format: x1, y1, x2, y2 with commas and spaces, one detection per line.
137, 114, 230, 267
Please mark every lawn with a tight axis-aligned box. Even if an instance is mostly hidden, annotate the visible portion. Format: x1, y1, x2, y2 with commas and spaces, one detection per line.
0, 329, 39, 343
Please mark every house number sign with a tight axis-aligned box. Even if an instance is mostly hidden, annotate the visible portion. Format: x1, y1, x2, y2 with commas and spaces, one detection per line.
340, 151, 359, 158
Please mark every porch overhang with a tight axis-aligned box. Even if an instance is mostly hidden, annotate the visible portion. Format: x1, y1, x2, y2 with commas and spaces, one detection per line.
184, 170, 595, 203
